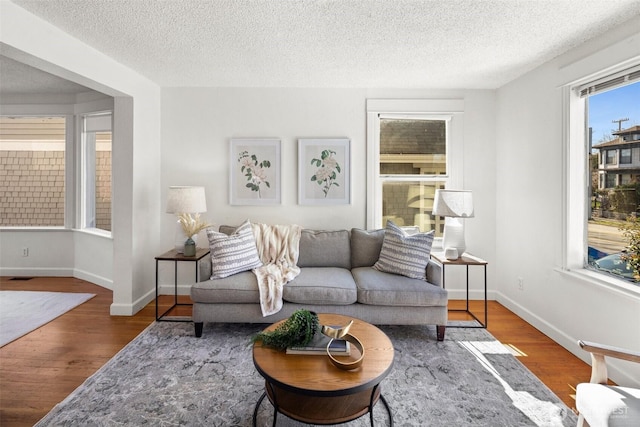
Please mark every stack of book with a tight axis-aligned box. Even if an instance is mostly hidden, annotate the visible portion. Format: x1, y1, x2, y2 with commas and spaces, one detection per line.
286, 330, 351, 355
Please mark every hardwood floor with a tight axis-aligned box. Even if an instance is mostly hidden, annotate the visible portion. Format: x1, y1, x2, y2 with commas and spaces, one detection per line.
0, 277, 592, 426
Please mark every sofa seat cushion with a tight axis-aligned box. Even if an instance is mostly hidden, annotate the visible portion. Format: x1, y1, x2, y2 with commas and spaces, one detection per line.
190, 271, 259, 303
352, 267, 447, 307
283, 267, 357, 305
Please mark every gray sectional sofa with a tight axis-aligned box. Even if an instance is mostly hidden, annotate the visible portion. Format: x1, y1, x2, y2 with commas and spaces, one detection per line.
190, 226, 449, 340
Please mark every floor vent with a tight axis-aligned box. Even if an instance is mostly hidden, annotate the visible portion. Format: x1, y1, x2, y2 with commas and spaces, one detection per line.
9, 277, 34, 281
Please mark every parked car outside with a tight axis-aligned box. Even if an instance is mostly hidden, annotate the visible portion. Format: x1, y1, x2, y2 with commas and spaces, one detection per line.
592, 252, 635, 280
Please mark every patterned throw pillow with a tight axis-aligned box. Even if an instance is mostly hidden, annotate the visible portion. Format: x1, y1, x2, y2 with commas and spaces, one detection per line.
207, 220, 263, 279
373, 220, 434, 280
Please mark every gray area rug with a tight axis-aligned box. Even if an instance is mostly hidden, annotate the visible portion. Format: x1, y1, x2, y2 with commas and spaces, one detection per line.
36, 321, 577, 426
0, 290, 96, 347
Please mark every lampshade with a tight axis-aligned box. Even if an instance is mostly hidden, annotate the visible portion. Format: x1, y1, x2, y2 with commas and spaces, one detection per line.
432, 189, 474, 218
166, 186, 207, 214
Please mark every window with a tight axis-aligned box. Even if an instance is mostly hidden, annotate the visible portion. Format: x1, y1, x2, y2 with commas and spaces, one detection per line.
81, 113, 112, 232
378, 116, 447, 233
0, 116, 67, 227
366, 99, 464, 235
566, 65, 640, 286
620, 148, 631, 164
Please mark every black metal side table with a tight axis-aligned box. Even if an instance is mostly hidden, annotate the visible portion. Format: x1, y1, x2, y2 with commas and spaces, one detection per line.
155, 248, 210, 322
430, 252, 488, 328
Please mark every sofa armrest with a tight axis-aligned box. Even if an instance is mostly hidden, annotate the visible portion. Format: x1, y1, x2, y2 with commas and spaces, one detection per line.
426, 259, 442, 287
198, 254, 212, 282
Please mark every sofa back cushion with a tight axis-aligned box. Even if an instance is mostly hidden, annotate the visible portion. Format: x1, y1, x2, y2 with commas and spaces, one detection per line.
350, 228, 385, 268
297, 229, 351, 269
218, 225, 236, 235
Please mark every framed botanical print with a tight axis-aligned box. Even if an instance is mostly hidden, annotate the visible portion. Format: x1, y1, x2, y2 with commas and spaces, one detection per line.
230, 138, 281, 205
298, 138, 350, 205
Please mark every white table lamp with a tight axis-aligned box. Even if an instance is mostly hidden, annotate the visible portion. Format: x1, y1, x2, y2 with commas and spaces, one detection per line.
433, 189, 474, 259
166, 186, 207, 253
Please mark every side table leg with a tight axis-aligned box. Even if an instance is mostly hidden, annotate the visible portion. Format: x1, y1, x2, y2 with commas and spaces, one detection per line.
484, 264, 488, 328
174, 260, 178, 306
155, 259, 159, 320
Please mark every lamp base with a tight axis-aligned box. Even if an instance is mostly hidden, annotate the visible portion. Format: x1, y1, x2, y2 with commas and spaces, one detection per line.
174, 220, 189, 253
174, 220, 200, 253
442, 217, 466, 259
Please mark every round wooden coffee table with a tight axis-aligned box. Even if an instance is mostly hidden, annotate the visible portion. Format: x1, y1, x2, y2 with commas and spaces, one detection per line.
252, 313, 394, 426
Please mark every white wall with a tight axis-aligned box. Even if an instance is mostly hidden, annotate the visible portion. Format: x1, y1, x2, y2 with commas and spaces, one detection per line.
0, 229, 74, 276
0, 2, 162, 315
159, 87, 498, 299
74, 231, 113, 289
495, 19, 640, 386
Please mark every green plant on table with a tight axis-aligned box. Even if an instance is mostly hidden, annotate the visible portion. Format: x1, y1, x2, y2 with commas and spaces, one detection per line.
253, 309, 319, 350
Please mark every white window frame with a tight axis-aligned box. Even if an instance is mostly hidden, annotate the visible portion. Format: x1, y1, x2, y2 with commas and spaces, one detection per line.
562, 63, 640, 296
366, 99, 465, 239
79, 112, 112, 235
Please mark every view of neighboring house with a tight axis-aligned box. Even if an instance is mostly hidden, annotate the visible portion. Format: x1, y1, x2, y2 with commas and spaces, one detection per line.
593, 125, 640, 189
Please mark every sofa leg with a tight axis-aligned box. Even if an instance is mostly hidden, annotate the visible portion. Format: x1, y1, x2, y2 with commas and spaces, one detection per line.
194, 322, 203, 338
436, 325, 446, 341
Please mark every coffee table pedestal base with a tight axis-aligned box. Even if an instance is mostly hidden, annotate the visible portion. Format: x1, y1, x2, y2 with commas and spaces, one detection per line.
252, 382, 393, 426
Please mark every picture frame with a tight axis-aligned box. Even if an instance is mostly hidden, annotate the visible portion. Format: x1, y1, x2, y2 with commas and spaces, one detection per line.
230, 138, 281, 205
298, 138, 350, 205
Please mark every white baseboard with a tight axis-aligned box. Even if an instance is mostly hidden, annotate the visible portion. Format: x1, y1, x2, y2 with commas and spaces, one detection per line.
110, 287, 155, 316
0, 267, 74, 277
496, 291, 639, 388
74, 268, 112, 290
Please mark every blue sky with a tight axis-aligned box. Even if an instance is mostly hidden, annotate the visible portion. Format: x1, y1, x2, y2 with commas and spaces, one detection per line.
589, 81, 640, 145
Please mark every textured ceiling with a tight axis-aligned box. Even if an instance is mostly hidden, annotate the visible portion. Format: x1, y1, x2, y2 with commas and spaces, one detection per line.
5, 0, 640, 91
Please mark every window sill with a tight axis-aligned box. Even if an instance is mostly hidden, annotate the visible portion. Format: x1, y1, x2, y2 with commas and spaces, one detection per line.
74, 228, 112, 240
556, 267, 640, 299
0, 226, 68, 232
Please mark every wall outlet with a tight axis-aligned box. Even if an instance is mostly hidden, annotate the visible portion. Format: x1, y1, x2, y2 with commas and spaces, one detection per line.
517, 276, 524, 291
22, 247, 29, 257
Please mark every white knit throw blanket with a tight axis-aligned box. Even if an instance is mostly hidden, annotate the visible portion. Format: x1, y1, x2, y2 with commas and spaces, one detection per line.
251, 223, 302, 316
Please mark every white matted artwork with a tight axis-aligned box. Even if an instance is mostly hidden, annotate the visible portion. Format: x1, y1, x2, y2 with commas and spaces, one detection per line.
298, 138, 350, 205
230, 138, 281, 205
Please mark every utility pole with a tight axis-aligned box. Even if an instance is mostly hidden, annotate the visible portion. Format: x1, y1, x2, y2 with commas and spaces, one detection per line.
612, 117, 629, 132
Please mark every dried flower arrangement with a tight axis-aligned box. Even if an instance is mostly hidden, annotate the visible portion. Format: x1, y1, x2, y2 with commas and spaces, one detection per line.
178, 213, 211, 238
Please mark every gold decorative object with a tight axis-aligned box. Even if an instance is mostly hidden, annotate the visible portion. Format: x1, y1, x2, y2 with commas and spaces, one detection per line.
326, 333, 365, 370
322, 320, 365, 370
321, 320, 353, 339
